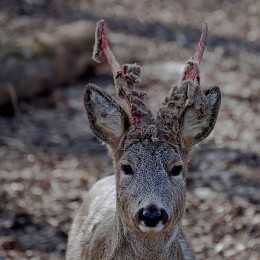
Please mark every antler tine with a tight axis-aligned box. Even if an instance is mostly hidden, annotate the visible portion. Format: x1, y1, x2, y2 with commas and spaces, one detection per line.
192, 22, 208, 64
93, 20, 121, 77
181, 23, 208, 84
92, 20, 153, 126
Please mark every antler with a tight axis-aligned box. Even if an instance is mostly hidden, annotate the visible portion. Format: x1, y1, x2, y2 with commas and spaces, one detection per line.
181, 23, 208, 84
93, 20, 121, 77
178, 23, 209, 114
92, 20, 153, 126
156, 24, 209, 141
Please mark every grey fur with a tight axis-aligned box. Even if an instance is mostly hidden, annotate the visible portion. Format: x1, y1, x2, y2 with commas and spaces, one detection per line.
66, 20, 221, 260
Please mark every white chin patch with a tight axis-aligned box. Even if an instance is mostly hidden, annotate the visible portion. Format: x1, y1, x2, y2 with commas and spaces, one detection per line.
138, 222, 164, 233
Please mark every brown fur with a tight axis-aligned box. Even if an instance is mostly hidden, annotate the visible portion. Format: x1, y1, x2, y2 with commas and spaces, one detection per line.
66, 20, 221, 260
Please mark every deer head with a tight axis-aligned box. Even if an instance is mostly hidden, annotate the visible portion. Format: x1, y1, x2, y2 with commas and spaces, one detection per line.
84, 20, 221, 235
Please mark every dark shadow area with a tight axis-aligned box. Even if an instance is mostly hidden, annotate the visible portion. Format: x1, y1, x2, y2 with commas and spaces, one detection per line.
0, 205, 67, 254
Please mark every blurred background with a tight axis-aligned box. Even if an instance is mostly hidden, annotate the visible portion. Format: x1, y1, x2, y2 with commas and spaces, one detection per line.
0, 0, 259, 259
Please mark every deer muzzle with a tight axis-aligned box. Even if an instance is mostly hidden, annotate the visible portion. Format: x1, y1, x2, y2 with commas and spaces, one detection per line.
137, 204, 168, 232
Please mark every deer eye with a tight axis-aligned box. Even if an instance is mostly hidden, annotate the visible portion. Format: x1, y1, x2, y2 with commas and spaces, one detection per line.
169, 165, 182, 176
121, 164, 134, 175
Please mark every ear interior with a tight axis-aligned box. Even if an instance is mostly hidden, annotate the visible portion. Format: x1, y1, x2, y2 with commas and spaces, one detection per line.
181, 86, 221, 146
84, 83, 129, 146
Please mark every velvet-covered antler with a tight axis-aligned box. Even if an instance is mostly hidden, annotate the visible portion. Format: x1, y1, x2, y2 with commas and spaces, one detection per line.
181, 23, 208, 84
92, 20, 153, 126
156, 24, 209, 124
89, 21, 219, 148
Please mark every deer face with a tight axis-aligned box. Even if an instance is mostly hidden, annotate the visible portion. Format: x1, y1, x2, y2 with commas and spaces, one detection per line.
84, 83, 220, 234
84, 20, 221, 234
116, 139, 186, 233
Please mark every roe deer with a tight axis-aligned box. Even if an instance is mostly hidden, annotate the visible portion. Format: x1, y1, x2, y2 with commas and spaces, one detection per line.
66, 20, 221, 260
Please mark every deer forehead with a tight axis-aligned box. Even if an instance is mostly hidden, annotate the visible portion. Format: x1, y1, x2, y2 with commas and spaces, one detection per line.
118, 139, 182, 166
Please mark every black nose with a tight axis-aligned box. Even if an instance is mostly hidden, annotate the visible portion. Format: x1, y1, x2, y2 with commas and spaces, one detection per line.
138, 205, 168, 227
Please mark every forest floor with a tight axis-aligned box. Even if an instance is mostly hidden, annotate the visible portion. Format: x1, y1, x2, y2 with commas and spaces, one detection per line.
0, 1, 259, 259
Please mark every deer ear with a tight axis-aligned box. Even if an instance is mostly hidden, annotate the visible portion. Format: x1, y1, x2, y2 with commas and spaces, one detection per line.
181, 86, 221, 146
84, 83, 130, 146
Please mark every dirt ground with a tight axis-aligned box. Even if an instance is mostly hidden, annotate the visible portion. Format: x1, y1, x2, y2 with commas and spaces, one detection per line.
0, 1, 259, 259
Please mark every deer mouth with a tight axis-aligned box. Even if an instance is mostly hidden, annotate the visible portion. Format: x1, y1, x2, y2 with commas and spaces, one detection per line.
138, 221, 164, 233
